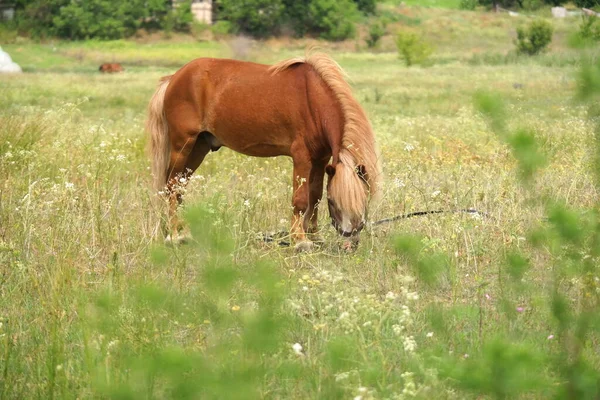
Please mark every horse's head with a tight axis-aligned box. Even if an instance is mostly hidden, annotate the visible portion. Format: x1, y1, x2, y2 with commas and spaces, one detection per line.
325, 161, 370, 237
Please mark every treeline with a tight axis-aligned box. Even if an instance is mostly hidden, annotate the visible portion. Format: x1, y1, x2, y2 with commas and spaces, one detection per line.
10, 0, 377, 41
10, 0, 193, 39
473, 0, 599, 9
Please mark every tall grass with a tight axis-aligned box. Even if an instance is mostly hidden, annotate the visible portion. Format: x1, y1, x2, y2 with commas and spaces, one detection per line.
1, 12, 600, 397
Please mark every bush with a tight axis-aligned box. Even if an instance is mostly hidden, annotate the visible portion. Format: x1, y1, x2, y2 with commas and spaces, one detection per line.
283, 0, 372, 37
459, 0, 478, 10
15, 0, 181, 40
574, 0, 600, 8
366, 20, 386, 48
521, 0, 544, 10
354, 0, 377, 14
217, 0, 284, 38
515, 19, 553, 56
307, 0, 358, 41
579, 14, 600, 41
211, 20, 234, 38
395, 31, 433, 67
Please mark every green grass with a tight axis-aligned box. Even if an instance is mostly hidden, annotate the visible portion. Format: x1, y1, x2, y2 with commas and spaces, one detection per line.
1, 5, 600, 399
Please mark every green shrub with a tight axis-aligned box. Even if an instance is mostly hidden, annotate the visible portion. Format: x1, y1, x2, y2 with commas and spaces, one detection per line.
459, 0, 478, 10
308, 0, 358, 41
579, 14, 600, 42
15, 0, 182, 39
395, 31, 433, 66
217, 0, 284, 38
515, 19, 553, 56
521, 0, 544, 10
574, 0, 600, 8
366, 20, 386, 48
211, 20, 235, 38
354, 0, 378, 14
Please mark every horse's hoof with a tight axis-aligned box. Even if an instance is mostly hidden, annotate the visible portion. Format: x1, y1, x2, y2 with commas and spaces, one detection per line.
294, 240, 315, 253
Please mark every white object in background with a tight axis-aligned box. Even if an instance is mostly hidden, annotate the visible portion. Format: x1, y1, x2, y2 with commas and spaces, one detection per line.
0, 46, 22, 73
552, 7, 567, 18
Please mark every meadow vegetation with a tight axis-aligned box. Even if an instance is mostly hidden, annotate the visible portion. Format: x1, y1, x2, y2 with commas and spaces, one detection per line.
1, 3, 600, 399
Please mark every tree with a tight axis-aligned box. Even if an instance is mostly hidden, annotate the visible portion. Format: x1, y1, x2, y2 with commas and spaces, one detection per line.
217, 0, 284, 37
574, 0, 600, 8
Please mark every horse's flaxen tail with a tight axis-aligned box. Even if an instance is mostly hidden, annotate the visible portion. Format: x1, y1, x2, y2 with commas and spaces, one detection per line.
146, 75, 172, 192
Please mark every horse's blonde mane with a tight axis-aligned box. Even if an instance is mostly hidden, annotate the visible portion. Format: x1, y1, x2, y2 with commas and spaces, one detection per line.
270, 52, 382, 218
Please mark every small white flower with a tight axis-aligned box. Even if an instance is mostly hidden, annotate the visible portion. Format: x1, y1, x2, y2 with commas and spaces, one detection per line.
243, 199, 250, 208
385, 291, 397, 300
4, 151, 13, 159
404, 143, 415, 152
403, 335, 417, 353
393, 177, 405, 188
335, 372, 350, 381
65, 182, 74, 190
426, 331, 434, 338
338, 311, 350, 320
431, 190, 441, 198
292, 342, 304, 356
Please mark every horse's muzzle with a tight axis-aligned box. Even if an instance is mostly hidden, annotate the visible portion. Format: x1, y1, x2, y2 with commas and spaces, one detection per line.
332, 220, 363, 237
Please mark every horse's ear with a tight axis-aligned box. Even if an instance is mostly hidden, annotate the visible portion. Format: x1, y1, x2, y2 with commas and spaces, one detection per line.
325, 164, 336, 177
356, 164, 368, 183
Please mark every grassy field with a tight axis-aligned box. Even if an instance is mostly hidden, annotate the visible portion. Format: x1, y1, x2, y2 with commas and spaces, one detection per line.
1, 5, 600, 399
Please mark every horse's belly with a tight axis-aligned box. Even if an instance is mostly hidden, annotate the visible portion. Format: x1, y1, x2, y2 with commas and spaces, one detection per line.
210, 119, 294, 157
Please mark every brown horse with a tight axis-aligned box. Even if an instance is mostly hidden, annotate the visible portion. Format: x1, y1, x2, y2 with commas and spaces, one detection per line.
147, 52, 381, 251
99, 63, 124, 73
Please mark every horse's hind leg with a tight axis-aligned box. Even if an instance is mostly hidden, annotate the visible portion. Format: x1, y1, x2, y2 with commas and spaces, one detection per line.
165, 133, 210, 244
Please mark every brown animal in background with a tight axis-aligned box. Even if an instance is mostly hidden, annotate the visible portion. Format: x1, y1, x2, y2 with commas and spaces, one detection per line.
146, 52, 381, 251
99, 63, 124, 73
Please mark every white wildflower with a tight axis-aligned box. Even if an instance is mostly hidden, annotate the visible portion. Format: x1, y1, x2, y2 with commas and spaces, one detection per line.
335, 371, 350, 382
243, 199, 250, 208
292, 342, 304, 356
403, 335, 417, 353
393, 177, 406, 188
431, 190, 441, 198
404, 143, 415, 151
392, 324, 403, 336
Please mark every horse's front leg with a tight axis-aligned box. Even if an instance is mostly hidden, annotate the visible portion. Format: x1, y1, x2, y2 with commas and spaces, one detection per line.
306, 161, 326, 242
290, 150, 313, 252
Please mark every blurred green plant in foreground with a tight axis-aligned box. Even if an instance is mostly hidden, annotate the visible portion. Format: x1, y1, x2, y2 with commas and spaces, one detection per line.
395, 61, 600, 399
